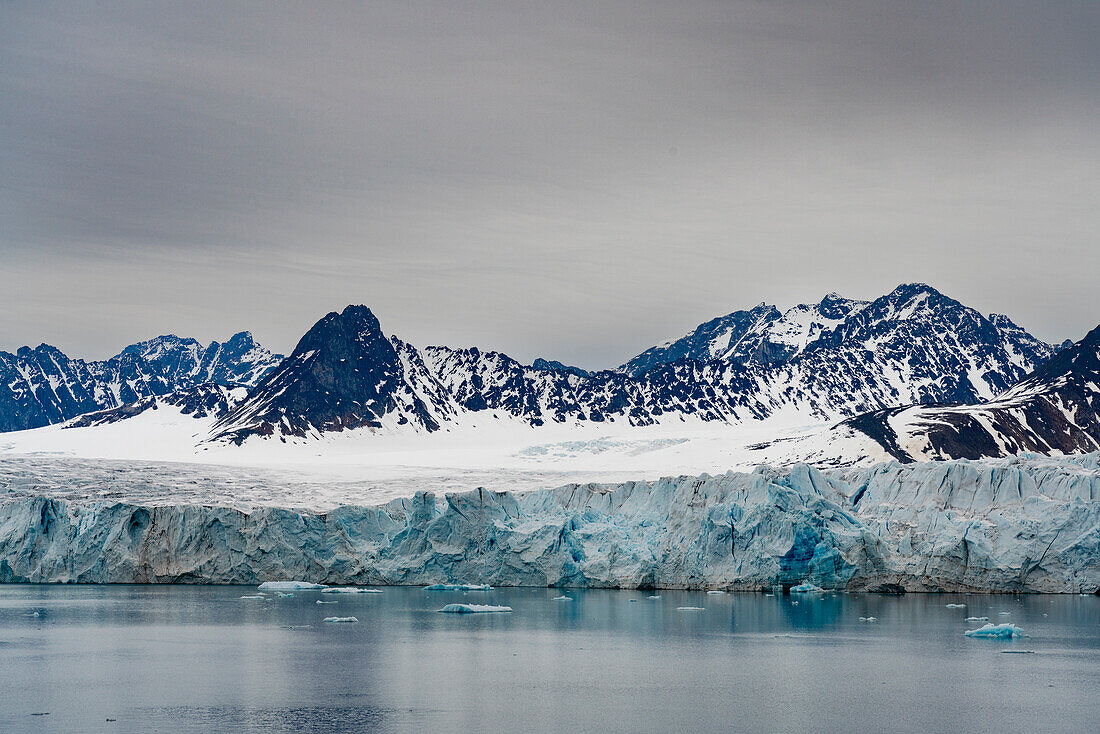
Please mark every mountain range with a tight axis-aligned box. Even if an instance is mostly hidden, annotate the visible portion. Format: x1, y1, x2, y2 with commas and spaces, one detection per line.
3, 283, 1097, 465
0, 332, 281, 432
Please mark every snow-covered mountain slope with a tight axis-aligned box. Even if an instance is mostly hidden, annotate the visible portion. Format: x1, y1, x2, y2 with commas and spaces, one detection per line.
3, 453, 1098, 592
207, 287, 1060, 446
620, 284, 1053, 404
65, 384, 248, 429
842, 324, 1100, 462
0, 332, 282, 432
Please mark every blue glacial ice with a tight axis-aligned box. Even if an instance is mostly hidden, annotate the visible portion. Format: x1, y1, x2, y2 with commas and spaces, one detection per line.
2, 455, 1100, 592
964, 623, 1025, 639
790, 582, 825, 593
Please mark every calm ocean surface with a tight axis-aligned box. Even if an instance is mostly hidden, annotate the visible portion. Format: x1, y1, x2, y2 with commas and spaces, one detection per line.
1, 585, 1097, 733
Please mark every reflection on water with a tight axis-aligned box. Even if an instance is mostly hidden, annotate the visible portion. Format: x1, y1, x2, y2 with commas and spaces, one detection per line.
1, 586, 1098, 733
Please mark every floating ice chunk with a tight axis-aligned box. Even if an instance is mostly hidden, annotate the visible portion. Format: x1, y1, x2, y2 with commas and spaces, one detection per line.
438, 604, 512, 614
790, 582, 824, 593
676, 606, 705, 611
321, 587, 384, 594
946, 603, 966, 608
316, 600, 337, 604
258, 581, 326, 591
425, 584, 493, 591
552, 595, 572, 601
706, 590, 727, 595
322, 616, 359, 623
648, 595, 662, 599
965, 616, 989, 622
859, 616, 877, 622
965, 623, 1025, 639
25, 611, 41, 617
239, 595, 265, 600
998, 611, 1012, 616
764, 593, 775, 597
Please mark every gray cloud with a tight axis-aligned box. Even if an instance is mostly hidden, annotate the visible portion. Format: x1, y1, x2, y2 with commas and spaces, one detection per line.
2, 1, 1098, 366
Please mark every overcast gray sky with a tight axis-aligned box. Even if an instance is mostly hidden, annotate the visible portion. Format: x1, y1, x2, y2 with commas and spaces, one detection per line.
2, 1, 1098, 367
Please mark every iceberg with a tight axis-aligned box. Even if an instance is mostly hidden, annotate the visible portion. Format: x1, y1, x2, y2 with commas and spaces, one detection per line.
965, 616, 989, 622
790, 582, 824, 593
320, 587, 383, 594
438, 604, 512, 613
424, 584, 493, 591
648, 595, 662, 599
239, 594, 265, 600
677, 606, 705, 611
706, 590, 727, 595
945, 603, 966, 608
858, 616, 876, 622
258, 581, 326, 591
964, 623, 1026, 639
316, 600, 337, 604
322, 616, 359, 623
551, 595, 572, 601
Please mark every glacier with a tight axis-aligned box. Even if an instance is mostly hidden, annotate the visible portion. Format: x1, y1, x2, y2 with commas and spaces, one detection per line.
1, 454, 1099, 592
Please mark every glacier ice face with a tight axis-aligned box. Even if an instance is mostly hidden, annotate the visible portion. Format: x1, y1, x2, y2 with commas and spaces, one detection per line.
1, 455, 1099, 592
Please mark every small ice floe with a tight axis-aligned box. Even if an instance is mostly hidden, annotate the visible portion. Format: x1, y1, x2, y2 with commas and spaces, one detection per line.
425, 584, 493, 591
316, 600, 337, 605
946, 603, 966, 608
648, 595, 662, 599
239, 595, 265, 600
275, 592, 294, 598
789, 582, 824, 594
322, 616, 359, 623
706, 590, 727, 595
676, 606, 705, 611
258, 581, 326, 591
859, 616, 877, 622
998, 611, 1012, 616
964, 623, 1026, 639
321, 587, 384, 594
24, 611, 41, 617
965, 616, 989, 622
552, 595, 572, 601
764, 593, 775, 597
438, 604, 512, 614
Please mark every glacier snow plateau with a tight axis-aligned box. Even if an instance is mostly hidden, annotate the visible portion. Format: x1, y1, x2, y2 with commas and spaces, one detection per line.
1, 454, 1099, 592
